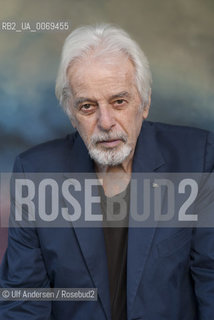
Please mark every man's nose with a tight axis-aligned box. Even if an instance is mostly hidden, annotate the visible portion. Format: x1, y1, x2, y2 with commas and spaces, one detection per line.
97, 106, 116, 131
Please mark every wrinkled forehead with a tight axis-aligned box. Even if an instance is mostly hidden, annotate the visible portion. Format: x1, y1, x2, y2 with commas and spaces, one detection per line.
67, 52, 136, 95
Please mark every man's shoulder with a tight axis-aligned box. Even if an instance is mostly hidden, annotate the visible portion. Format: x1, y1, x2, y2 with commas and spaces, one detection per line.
147, 120, 213, 147
145, 121, 214, 172
20, 132, 77, 157
14, 131, 79, 172
146, 120, 210, 136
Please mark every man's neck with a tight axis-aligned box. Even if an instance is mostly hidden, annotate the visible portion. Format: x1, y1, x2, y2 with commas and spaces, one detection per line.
95, 158, 133, 197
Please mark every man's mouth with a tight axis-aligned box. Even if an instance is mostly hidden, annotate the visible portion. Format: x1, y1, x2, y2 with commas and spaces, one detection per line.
96, 139, 123, 148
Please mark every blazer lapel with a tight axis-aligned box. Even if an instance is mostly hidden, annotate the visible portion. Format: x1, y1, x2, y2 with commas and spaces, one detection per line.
72, 227, 111, 320
127, 121, 166, 319
63, 132, 111, 320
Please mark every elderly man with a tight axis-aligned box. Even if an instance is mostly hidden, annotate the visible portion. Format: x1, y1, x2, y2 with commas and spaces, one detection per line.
0, 24, 214, 320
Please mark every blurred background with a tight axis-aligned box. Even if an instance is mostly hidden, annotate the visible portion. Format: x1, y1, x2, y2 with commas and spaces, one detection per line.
0, 0, 214, 172
0, 0, 214, 259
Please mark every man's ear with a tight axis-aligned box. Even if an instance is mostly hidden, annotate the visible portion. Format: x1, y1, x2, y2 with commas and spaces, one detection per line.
142, 91, 151, 119
70, 116, 77, 129
67, 107, 77, 129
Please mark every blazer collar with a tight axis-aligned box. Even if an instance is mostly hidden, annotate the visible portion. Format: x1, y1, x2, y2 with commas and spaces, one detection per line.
132, 120, 165, 173
65, 131, 95, 173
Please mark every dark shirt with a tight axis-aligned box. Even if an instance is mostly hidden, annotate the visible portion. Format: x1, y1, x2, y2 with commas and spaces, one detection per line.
99, 185, 130, 320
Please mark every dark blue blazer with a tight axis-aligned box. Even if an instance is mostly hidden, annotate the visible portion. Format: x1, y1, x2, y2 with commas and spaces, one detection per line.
1, 121, 214, 320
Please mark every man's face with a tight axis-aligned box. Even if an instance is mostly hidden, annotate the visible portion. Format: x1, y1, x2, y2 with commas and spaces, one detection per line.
67, 54, 150, 167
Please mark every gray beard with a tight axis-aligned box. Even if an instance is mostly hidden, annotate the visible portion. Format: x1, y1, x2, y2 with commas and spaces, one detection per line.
88, 144, 132, 166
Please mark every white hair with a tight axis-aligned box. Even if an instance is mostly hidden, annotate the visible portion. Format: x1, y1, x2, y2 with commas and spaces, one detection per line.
55, 24, 152, 117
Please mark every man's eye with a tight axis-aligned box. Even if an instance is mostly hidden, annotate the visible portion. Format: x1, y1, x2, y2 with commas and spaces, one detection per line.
116, 99, 125, 104
114, 99, 127, 107
81, 104, 92, 110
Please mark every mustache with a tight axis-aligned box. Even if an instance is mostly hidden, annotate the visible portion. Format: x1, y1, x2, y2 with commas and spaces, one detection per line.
90, 131, 128, 144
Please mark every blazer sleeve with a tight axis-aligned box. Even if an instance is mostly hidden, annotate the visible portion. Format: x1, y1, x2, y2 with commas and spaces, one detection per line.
0, 156, 51, 320
190, 131, 214, 319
